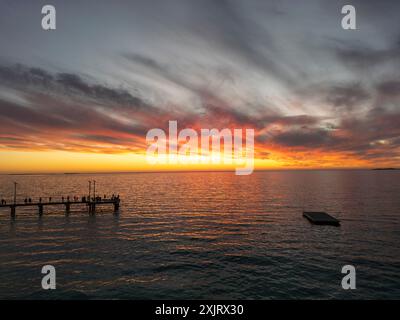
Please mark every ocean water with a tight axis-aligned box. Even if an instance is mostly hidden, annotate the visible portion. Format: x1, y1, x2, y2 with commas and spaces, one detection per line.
0, 170, 399, 299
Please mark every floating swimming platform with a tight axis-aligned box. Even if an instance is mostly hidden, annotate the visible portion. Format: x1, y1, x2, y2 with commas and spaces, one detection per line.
303, 211, 340, 226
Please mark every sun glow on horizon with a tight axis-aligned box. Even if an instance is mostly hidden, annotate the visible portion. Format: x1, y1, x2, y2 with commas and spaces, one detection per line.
0, 148, 384, 174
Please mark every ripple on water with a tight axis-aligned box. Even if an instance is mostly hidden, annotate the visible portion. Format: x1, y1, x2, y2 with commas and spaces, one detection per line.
0, 171, 399, 299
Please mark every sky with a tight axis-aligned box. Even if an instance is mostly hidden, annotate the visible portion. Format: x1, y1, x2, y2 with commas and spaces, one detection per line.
0, 0, 400, 173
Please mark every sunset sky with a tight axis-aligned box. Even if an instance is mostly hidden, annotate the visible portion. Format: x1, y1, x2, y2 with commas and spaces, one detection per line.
1, 0, 400, 173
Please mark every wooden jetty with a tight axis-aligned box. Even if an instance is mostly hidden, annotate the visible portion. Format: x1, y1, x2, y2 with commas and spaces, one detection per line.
0, 197, 120, 218
0, 180, 120, 219
303, 211, 340, 226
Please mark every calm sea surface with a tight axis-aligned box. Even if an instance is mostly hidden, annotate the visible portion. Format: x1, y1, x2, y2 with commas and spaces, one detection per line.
0, 170, 399, 299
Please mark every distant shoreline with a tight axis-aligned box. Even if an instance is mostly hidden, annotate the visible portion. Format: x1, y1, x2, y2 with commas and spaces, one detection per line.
1, 168, 399, 176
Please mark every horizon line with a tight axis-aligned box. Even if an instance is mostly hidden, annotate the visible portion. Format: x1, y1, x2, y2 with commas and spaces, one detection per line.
1, 167, 398, 176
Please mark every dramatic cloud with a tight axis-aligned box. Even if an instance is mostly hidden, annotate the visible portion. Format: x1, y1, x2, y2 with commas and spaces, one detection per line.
326, 84, 370, 111
377, 80, 400, 97
0, 64, 153, 112
0, 0, 400, 169
335, 44, 400, 71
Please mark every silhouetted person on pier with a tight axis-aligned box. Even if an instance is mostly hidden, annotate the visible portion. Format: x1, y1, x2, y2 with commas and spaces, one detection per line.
24, 198, 27, 204
62, 197, 64, 202
67, 196, 70, 202
39, 198, 42, 203
49, 197, 52, 202
28, 198, 32, 203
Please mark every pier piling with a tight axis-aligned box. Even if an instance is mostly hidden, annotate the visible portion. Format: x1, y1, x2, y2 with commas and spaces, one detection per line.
10, 205, 16, 218
113, 200, 120, 213
65, 203, 70, 215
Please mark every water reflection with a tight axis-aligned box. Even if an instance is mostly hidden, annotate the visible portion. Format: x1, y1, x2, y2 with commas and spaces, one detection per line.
0, 171, 399, 299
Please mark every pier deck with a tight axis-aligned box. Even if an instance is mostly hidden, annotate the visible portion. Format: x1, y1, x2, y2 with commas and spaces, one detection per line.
0, 198, 120, 218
